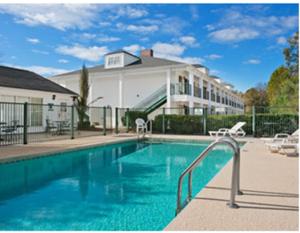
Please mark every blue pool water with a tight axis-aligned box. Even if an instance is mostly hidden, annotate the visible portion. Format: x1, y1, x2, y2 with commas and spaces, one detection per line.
0, 140, 233, 230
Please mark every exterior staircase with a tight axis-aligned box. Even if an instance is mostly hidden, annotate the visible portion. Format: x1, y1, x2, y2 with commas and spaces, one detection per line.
134, 84, 167, 114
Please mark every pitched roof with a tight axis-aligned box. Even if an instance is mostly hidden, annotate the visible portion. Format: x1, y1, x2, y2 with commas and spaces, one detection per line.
0, 65, 77, 95
53, 56, 185, 77
105, 49, 140, 59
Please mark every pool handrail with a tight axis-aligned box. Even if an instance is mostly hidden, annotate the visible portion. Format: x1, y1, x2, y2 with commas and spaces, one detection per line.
175, 136, 242, 215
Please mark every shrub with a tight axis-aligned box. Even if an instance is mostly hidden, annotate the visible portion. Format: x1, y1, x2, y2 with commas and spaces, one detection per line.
121, 110, 148, 130
152, 113, 298, 137
153, 114, 204, 134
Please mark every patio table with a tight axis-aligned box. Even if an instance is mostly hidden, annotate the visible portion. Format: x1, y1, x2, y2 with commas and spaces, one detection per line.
54, 120, 70, 135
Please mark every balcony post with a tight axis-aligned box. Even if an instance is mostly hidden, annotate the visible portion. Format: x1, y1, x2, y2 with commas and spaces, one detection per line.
200, 77, 203, 99
166, 69, 171, 114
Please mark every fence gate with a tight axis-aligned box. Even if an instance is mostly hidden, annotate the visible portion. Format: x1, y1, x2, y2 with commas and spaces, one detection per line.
0, 102, 24, 146
254, 106, 299, 137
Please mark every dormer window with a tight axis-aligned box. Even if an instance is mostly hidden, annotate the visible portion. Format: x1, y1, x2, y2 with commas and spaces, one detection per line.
108, 56, 121, 66
104, 50, 140, 69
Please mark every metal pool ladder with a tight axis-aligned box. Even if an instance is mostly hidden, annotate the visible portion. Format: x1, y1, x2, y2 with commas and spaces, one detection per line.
175, 136, 243, 215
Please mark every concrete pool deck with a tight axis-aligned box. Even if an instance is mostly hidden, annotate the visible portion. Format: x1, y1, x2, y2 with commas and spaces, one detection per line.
165, 137, 299, 231
0, 134, 298, 230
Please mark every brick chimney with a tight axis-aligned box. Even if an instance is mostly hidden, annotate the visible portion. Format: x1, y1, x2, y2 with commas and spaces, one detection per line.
140, 49, 154, 57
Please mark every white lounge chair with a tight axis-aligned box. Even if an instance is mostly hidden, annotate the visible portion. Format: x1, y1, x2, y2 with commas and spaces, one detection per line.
262, 129, 299, 144
267, 138, 299, 155
209, 122, 246, 137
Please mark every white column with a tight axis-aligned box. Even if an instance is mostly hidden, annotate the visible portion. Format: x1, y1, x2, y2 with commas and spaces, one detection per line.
166, 69, 171, 110
118, 73, 123, 108
199, 77, 203, 99
208, 82, 211, 109
188, 72, 194, 108
88, 78, 93, 105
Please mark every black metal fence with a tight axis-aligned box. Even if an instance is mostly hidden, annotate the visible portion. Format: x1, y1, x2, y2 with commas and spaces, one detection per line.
114, 106, 298, 137
0, 102, 112, 146
1, 102, 298, 146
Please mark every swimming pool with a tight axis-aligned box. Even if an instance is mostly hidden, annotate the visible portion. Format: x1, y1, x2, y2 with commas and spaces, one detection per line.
0, 139, 234, 230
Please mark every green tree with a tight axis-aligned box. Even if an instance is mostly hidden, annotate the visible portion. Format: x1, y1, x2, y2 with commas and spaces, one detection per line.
76, 65, 90, 128
267, 32, 299, 112
283, 32, 299, 76
243, 83, 268, 113
267, 66, 290, 105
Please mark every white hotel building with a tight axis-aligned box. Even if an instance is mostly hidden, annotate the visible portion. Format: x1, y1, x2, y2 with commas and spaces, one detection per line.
52, 49, 244, 117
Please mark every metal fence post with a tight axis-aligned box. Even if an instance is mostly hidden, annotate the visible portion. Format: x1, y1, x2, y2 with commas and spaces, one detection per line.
162, 107, 166, 134
71, 104, 75, 139
23, 102, 28, 144
252, 106, 256, 137
203, 107, 207, 135
115, 107, 119, 134
103, 107, 106, 136
126, 108, 129, 133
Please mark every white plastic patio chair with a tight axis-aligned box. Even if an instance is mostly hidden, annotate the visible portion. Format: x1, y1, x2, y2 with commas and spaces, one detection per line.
209, 122, 246, 137
135, 118, 147, 135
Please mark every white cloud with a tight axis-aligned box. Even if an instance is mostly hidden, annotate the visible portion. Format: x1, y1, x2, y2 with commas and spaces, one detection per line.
208, 8, 298, 43
117, 6, 148, 19
56, 45, 109, 62
277, 36, 287, 45
123, 44, 144, 55
73, 33, 119, 43
117, 23, 158, 34
80, 33, 96, 40
0, 4, 102, 30
206, 54, 223, 60
181, 57, 204, 64
209, 27, 259, 42
152, 42, 185, 56
3, 63, 69, 76
189, 5, 199, 20
26, 37, 40, 44
99, 21, 111, 27
244, 59, 261, 65
32, 49, 49, 55
58, 59, 69, 64
205, 24, 215, 31
179, 36, 198, 47
210, 69, 221, 75
98, 36, 120, 43
152, 42, 204, 65
140, 16, 187, 36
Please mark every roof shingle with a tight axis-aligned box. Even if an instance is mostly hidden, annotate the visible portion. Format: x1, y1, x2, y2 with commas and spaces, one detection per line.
0, 65, 77, 95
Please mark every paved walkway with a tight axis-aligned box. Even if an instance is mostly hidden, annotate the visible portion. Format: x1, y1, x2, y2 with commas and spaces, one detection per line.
165, 137, 298, 231
0, 134, 136, 163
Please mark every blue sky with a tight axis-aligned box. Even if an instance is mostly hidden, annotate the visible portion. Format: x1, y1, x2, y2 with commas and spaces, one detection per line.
0, 4, 298, 92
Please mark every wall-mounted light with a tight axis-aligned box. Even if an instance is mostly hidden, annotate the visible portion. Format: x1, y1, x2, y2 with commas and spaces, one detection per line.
72, 96, 77, 103
52, 94, 56, 100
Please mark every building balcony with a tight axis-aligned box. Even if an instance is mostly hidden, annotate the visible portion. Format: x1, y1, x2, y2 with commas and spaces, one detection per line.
203, 90, 209, 100
171, 83, 191, 95
193, 86, 201, 98
211, 93, 216, 102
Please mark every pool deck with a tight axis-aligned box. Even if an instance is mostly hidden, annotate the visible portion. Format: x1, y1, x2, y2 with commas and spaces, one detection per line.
165, 136, 299, 231
0, 134, 137, 163
0, 134, 298, 230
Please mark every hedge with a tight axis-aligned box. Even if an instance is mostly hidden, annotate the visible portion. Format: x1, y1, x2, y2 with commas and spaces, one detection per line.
152, 114, 204, 134
152, 113, 298, 137
121, 110, 148, 130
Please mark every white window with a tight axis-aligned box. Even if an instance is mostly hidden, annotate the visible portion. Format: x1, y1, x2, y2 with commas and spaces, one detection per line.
107, 55, 121, 66
30, 98, 43, 127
